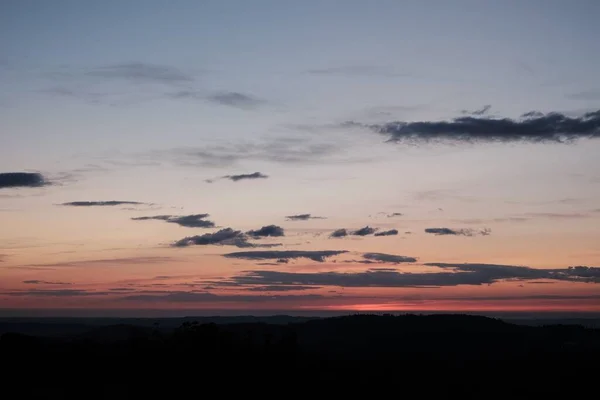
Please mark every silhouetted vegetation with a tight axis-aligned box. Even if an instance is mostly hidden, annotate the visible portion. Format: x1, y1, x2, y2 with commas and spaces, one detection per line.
2, 314, 598, 398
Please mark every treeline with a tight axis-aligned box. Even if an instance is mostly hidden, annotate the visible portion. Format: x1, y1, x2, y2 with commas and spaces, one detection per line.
1, 314, 598, 398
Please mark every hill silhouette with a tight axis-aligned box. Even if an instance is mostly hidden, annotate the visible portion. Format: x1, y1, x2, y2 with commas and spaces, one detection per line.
2, 313, 598, 398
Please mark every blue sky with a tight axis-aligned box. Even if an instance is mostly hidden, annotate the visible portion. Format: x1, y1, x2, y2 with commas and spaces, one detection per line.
1, 0, 599, 314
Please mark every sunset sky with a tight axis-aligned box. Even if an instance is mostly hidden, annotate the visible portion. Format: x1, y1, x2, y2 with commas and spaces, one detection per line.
1, 0, 599, 316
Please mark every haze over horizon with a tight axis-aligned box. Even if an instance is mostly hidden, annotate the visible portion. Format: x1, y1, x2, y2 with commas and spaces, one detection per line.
1, 0, 599, 316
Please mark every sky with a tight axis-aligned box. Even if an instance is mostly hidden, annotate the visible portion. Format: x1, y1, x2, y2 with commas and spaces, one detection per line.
1, 0, 599, 316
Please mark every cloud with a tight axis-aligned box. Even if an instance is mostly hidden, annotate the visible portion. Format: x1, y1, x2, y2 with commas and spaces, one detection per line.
22, 280, 71, 285
206, 92, 264, 109
523, 212, 591, 219
5, 289, 111, 297
224, 172, 268, 182
285, 214, 326, 221
213, 263, 600, 289
247, 225, 285, 237
0, 172, 48, 189
425, 263, 600, 284
374, 229, 399, 237
86, 63, 193, 84
461, 105, 491, 116
120, 291, 323, 303
567, 90, 600, 101
173, 228, 280, 248
222, 250, 348, 262
330, 229, 348, 238
425, 227, 491, 237
387, 213, 403, 218
351, 109, 600, 144
306, 65, 409, 78
244, 285, 320, 292
132, 214, 215, 228
363, 253, 417, 263
61, 201, 146, 207
157, 135, 352, 168
20, 256, 178, 269
331, 227, 378, 237
352, 226, 377, 236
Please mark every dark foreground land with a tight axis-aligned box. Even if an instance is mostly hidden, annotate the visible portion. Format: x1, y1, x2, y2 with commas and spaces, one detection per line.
2, 314, 599, 398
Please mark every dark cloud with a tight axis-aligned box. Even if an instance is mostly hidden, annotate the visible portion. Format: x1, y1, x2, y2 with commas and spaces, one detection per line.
374, 229, 398, 237
285, 214, 326, 221
352, 226, 377, 236
206, 92, 264, 109
247, 225, 285, 237
425, 263, 600, 284
224, 172, 268, 182
222, 250, 347, 262
351, 109, 600, 144
109, 287, 137, 292
445, 294, 600, 301
0, 172, 48, 189
86, 63, 193, 84
214, 263, 600, 289
132, 214, 215, 228
61, 201, 145, 207
22, 280, 71, 285
363, 253, 417, 263
387, 213, 403, 218
425, 227, 491, 237
121, 291, 323, 303
173, 228, 280, 248
330, 229, 348, 238
174, 228, 245, 247
244, 285, 320, 292
461, 105, 491, 116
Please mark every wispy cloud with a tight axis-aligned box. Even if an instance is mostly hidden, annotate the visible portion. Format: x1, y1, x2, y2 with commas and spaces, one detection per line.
5, 289, 111, 297
155, 134, 362, 168
461, 105, 491, 116
86, 63, 193, 84
61, 201, 146, 207
349, 109, 600, 144
20, 256, 178, 269
285, 214, 327, 221
22, 280, 71, 285
132, 214, 215, 228
306, 65, 409, 78
222, 250, 348, 262
0, 172, 48, 189
425, 227, 491, 237
362, 253, 417, 263
206, 172, 269, 183
206, 91, 265, 109
211, 263, 600, 289
226, 172, 268, 182
567, 90, 600, 101
121, 291, 324, 303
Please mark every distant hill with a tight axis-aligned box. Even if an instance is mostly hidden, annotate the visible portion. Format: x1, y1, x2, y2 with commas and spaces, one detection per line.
1, 313, 598, 398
